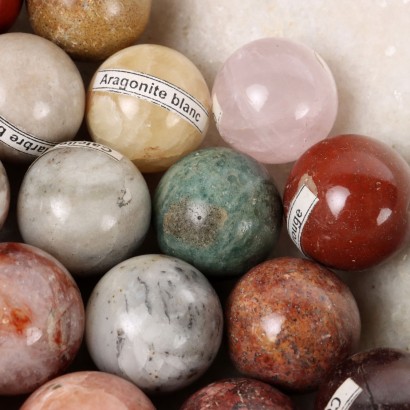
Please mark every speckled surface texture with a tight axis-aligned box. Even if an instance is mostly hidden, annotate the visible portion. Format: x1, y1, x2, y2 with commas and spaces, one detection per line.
26, 0, 152, 61
154, 147, 283, 277
181, 377, 295, 410
227, 257, 361, 392
86, 254, 223, 393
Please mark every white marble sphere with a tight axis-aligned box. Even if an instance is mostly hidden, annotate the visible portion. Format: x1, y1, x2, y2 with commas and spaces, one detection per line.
0, 33, 85, 163
85, 254, 223, 393
17, 142, 151, 276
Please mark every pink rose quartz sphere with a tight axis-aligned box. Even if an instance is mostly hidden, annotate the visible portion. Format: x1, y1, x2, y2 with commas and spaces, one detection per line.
0, 243, 85, 395
212, 37, 338, 164
20, 371, 156, 410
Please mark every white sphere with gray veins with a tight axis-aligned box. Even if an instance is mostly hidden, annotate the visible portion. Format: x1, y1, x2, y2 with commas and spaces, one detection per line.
17, 142, 151, 275
85, 254, 223, 393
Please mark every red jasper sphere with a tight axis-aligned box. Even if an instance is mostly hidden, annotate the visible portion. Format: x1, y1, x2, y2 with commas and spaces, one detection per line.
283, 134, 410, 271
0, 0, 22, 33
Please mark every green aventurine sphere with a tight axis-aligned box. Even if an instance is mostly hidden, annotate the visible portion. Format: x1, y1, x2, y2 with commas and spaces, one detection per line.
154, 147, 283, 277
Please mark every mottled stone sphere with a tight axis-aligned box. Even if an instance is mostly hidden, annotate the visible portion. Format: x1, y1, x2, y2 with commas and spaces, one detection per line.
26, 0, 152, 61
226, 257, 361, 392
315, 348, 410, 409
153, 147, 283, 277
0, 243, 85, 395
181, 378, 295, 410
17, 141, 151, 276
86, 254, 223, 393
283, 134, 410, 271
0, 33, 85, 163
87, 44, 211, 172
20, 371, 156, 410
212, 37, 338, 164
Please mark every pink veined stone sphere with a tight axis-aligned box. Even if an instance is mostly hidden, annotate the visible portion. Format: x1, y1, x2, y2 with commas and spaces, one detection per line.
0, 243, 85, 395
20, 371, 156, 410
212, 37, 338, 164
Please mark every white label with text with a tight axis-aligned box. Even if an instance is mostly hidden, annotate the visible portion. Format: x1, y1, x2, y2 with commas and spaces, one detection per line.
325, 378, 363, 410
92, 69, 209, 135
47, 141, 124, 161
0, 115, 57, 157
286, 184, 319, 253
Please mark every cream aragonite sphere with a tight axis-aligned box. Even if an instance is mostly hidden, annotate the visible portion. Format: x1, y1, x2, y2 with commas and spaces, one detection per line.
86, 44, 212, 173
26, 0, 152, 61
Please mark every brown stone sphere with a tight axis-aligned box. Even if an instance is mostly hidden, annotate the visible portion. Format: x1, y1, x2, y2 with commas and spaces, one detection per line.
226, 257, 361, 392
26, 0, 152, 61
181, 377, 295, 410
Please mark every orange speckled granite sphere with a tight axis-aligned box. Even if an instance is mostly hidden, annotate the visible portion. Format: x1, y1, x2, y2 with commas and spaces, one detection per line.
26, 0, 152, 61
226, 257, 361, 392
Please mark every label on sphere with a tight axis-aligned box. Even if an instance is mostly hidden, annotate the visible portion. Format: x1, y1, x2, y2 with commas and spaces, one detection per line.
92, 69, 209, 135
325, 378, 363, 410
0, 114, 57, 157
46, 141, 124, 161
286, 184, 319, 253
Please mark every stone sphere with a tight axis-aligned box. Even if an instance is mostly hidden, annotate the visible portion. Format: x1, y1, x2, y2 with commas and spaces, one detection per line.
0, 33, 85, 163
17, 141, 151, 276
153, 147, 283, 277
283, 134, 410, 271
20, 371, 156, 410
212, 37, 338, 164
315, 348, 410, 409
87, 44, 211, 172
181, 377, 295, 410
226, 257, 361, 392
26, 0, 152, 61
0, 243, 84, 395
86, 254, 223, 393
0, 160, 10, 229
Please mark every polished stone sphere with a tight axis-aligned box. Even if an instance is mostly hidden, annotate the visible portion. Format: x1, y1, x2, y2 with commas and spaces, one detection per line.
86, 254, 223, 393
26, 0, 152, 61
226, 257, 361, 392
87, 44, 211, 172
283, 134, 410, 271
0, 243, 84, 395
17, 142, 151, 276
20, 371, 156, 410
315, 348, 410, 409
181, 378, 295, 410
153, 147, 283, 277
212, 37, 338, 164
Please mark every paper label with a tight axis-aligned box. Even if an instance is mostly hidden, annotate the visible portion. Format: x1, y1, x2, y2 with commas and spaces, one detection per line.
46, 141, 124, 161
92, 69, 209, 135
286, 184, 319, 253
0, 114, 57, 157
325, 378, 363, 410
212, 93, 223, 126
